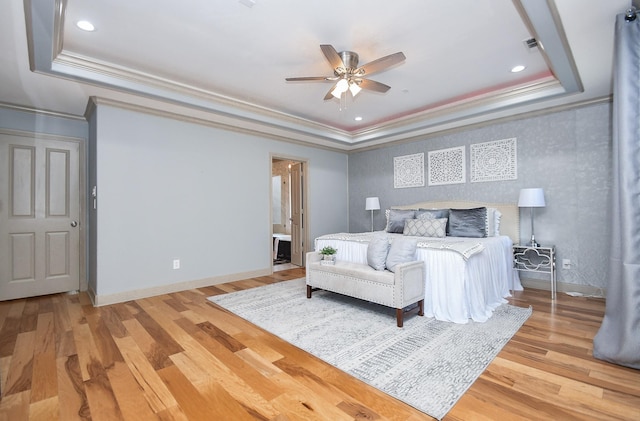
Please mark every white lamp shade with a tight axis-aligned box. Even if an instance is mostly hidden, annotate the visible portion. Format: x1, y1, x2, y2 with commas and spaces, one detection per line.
349, 82, 362, 97
331, 78, 350, 98
518, 188, 546, 207
365, 197, 380, 211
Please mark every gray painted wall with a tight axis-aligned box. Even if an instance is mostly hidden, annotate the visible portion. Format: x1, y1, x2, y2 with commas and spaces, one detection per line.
348, 101, 612, 289
90, 104, 349, 297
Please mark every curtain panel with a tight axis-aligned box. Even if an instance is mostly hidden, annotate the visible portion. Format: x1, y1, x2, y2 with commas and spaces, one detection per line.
593, 12, 640, 369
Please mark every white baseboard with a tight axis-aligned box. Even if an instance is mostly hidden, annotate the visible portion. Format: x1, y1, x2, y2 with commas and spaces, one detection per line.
90, 268, 272, 306
519, 277, 606, 298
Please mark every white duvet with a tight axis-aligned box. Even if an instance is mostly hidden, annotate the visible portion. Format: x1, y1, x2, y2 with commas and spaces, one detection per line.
315, 232, 522, 324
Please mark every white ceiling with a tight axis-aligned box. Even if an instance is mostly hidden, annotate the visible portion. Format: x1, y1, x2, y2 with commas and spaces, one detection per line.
0, 0, 631, 150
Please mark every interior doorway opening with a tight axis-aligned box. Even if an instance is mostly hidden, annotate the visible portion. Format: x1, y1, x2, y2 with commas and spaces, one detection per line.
271, 156, 306, 271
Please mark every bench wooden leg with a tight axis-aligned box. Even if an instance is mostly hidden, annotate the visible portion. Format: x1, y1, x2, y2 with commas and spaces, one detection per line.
396, 308, 403, 327
306, 285, 312, 298
418, 299, 424, 316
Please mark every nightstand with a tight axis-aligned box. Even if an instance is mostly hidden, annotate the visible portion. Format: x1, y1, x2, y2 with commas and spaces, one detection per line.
513, 245, 556, 300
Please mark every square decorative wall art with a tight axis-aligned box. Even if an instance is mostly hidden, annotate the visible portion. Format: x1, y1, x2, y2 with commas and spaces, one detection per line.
393, 153, 425, 188
428, 146, 466, 186
470, 137, 517, 182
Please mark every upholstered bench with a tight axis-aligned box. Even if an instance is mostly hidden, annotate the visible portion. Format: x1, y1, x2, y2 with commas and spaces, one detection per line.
305, 251, 425, 327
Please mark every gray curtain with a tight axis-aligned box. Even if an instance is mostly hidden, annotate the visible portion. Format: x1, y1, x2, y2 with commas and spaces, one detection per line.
593, 11, 640, 369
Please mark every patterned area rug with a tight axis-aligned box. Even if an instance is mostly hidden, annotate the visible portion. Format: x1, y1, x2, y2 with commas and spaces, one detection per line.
208, 278, 532, 420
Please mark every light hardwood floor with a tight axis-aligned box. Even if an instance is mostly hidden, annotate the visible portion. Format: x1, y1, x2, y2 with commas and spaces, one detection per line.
0, 268, 638, 420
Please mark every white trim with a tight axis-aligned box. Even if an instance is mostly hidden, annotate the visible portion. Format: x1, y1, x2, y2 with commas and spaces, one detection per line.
90, 268, 271, 307
520, 277, 606, 298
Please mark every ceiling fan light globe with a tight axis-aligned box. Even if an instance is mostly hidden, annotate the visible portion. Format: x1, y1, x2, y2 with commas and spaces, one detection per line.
331, 78, 350, 98
349, 82, 362, 96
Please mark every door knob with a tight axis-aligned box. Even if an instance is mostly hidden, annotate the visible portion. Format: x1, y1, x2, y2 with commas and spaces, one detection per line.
70, 221, 78, 227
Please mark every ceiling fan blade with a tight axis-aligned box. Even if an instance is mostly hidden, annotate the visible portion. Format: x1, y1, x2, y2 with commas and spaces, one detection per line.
356, 52, 406, 76
359, 79, 391, 93
323, 82, 339, 100
320, 44, 345, 71
285, 76, 332, 82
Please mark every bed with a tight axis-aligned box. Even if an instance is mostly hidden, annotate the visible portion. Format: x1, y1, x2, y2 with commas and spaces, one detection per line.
314, 201, 522, 324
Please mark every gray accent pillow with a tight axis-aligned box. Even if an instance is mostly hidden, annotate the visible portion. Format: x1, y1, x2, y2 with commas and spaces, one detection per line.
417, 208, 450, 233
367, 234, 390, 271
385, 209, 416, 233
448, 207, 487, 238
417, 208, 449, 219
403, 218, 447, 238
385, 237, 418, 272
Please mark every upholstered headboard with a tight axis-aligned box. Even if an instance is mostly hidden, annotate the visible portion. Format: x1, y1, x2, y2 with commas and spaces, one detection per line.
392, 201, 520, 243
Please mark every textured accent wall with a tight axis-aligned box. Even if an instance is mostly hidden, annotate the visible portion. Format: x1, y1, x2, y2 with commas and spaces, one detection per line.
348, 101, 612, 289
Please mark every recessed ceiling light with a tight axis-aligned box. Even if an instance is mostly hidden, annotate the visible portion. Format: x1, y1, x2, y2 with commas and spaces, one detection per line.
511, 65, 526, 73
76, 20, 95, 32
354, 116, 363, 121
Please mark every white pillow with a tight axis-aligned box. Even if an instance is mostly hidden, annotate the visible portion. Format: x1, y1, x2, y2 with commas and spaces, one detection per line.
367, 234, 390, 271
486, 207, 502, 237
385, 237, 418, 272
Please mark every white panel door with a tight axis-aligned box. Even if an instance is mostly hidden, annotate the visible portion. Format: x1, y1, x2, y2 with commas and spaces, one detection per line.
290, 162, 303, 266
0, 132, 81, 300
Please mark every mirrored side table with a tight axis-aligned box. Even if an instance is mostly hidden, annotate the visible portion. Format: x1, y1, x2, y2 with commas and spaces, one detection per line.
513, 245, 556, 300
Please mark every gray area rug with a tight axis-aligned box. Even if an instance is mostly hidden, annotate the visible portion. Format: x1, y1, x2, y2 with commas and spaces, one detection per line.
208, 278, 532, 420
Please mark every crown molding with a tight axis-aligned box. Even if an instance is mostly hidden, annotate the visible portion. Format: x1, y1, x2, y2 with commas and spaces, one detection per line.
0, 101, 86, 121
23, 0, 590, 150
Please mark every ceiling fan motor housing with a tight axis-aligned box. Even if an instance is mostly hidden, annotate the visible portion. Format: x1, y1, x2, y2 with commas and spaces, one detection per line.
336, 51, 359, 75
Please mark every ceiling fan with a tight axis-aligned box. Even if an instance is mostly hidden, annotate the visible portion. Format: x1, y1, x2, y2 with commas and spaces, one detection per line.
285, 44, 406, 100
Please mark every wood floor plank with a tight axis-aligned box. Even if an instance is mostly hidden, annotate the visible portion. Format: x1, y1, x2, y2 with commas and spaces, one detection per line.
171, 317, 286, 405
0, 390, 31, 420
56, 354, 91, 420
170, 350, 280, 420
133, 305, 184, 356
28, 396, 59, 421
30, 313, 57, 402
157, 364, 255, 421
19, 299, 39, 333
120, 317, 173, 371
4, 330, 36, 395
111, 335, 178, 413
106, 360, 159, 421
0, 268, 639, 420
0, 300, 26, 357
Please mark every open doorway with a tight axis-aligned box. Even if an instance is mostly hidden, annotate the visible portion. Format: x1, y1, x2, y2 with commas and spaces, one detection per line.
271, 156, 306, 271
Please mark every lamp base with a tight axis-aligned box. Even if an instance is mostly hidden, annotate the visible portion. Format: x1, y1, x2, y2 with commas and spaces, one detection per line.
528, 235, 539, 248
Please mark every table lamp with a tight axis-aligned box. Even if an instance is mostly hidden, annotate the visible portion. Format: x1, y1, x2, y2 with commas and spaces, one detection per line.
365, 197, 380, 232
518, 188, 546, 247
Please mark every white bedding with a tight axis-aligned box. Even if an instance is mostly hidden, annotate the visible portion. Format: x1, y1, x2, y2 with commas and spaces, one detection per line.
315, 232, 522, 324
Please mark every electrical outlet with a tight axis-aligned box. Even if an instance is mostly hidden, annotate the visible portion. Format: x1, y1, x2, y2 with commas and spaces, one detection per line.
173, 259, 180, 270
562, 259, 571, 269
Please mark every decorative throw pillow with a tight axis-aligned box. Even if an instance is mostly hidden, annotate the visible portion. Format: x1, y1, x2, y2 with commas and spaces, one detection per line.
485, 207, 502, 237
385, 237, 418, 272
367, 234, 390, 271
385, 209, 416, 233
417, 208, 449, 219
417, 208, 450, 232
403, 218, 447, 238
448, 207, 487, 238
